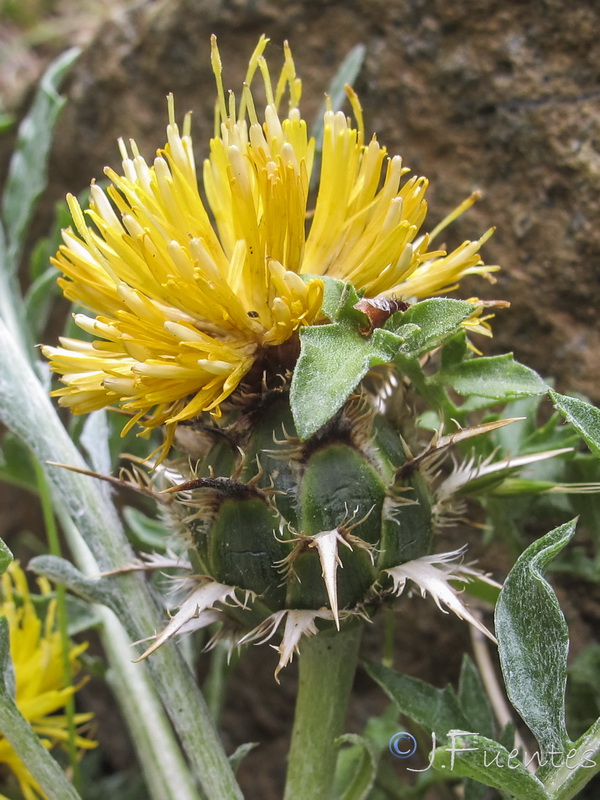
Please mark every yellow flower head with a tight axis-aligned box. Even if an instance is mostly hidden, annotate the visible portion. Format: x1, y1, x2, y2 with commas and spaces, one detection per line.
0, 563, 94, 800
42, 36, 496, 451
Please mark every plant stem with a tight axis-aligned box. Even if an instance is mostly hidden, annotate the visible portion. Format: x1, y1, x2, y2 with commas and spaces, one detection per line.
0, 319, 243, 800
34, 459, 81, 792
284, 622, 363, 800
57, 509, 203, 800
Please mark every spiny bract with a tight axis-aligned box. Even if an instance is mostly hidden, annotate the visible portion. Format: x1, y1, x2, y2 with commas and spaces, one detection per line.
43, 36, 522, 676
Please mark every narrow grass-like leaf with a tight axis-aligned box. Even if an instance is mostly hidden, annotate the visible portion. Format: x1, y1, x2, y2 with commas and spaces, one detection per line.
2, 48, 79, 269
228, 742, 258, 773
310, 43, 366, 164
495, 519, 576, 755
550, 391, 600, 458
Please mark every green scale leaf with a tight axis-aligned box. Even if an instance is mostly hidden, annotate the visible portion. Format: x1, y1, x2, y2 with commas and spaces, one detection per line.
210, 497, 289, 604
288, 444, 383, 610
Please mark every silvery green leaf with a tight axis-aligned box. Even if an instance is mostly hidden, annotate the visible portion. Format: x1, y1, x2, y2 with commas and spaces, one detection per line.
458, 656, 495, 740
550, 391, 600, 458
495, 520, 576, 755
432, 731, 548, 799
2, 48, 79, 270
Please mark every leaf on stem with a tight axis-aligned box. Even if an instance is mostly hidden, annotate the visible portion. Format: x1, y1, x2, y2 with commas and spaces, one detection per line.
550, 391, 600, 458
495, 519, 577, 755
431, 354, 548, 400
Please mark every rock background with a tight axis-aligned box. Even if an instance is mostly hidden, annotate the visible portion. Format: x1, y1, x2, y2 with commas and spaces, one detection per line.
44, 0, 600, 403
2, 0, 600, 797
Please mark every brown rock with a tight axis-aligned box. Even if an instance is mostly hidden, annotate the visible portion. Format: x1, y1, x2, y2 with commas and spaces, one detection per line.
44, 0, 600, 401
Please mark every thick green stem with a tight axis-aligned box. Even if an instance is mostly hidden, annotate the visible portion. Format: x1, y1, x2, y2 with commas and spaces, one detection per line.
284, 622, 363, 800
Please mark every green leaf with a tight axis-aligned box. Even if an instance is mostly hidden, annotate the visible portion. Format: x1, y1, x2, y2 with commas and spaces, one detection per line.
28, 199, 70, 282
0, 538, 12, 575
463, 777, 490, 800
459, 574, 501, 607
565, 456, 600, 548
363, 660, 470, 741
550, 392, 600, 458
302, 275, 364, 323
24, 266, 60, 341
541, 717, 600, 800
567, 644, 600, 737
333, 733, 377, 800
441, 329, 472, 368
495, 519, 576, 754
392, 298, 477, 357
123, 507, 168, 553
228, 742, 258, 774
0, 113, 15, 133
0, 432, 38, 493
310, 43, 366, 168
64, 595, 103, 636
432, 731, 549, 800
291, 322, 416, 439
28, 555, 122, 611
458, 656, 495, 740
80, 410, 111, 476
431, 354, 548, 400
490, 478, 568, 496
2, 48, 79, 270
